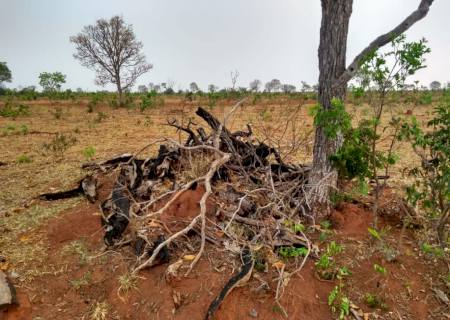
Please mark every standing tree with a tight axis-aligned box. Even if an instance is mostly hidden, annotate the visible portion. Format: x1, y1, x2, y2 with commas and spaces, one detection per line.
70, 16, 152, 106
249, 79, 261, 92
39, 71, 66, 93
429, 80, 441, 90
264, 79, 281, 92
309, 0, 434, 215
189, 82, 199, 93
0, 62, 12, 86
281, 84, 296, 93
208, 84, 218, 93
300, 81, 312, 92
138, 85, 148, 93
230, 70, 240, 91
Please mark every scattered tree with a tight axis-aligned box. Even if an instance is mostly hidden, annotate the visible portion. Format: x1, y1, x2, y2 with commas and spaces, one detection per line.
300, 81, 311, 92
70, 15, 152, 106
208, 84, 218, 93
189, 82, 199, 93
138, 85, 148, 93
309, 0, 435, 214
249, 79, 262, 92
0, 62, 12, 86
39, 72, 66, 93
265, 79, 281, 92
230, 70, 239, 91
281, 84, 296, 93
429, 80, 441, 90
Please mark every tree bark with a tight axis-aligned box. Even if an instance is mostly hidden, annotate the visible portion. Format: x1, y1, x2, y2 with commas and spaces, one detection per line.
309, 0, 434, 218
116, 75, 124, 107
308, 0, 353, 216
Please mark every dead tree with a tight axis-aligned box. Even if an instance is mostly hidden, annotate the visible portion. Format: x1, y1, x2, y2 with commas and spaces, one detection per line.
309, 0, 435, 216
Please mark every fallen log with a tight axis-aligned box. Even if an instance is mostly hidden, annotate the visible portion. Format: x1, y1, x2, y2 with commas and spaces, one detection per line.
38, 175, 97, 203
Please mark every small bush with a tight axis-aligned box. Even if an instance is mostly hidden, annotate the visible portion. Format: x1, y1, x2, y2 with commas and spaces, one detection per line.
1, 124, 28, 136
41, 133, 77, 158
94, 112, 108, 123
0, 102, 30, 118
50, 107, 63, 119
16, 154, 32, 164
278, 246, 308, 259
83, 146, 96, 160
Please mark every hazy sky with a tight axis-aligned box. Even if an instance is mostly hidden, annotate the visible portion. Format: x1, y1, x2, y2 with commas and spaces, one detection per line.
0, 0, 449, 91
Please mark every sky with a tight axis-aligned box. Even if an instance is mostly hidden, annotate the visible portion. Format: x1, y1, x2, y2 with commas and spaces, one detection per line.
0, 0, 449, 91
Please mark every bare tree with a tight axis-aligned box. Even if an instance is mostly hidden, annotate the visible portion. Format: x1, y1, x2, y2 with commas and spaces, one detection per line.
249, 79, 262, 92
309, 0, 434, 214
70, 16, 152, 106
230, 70, 239, 91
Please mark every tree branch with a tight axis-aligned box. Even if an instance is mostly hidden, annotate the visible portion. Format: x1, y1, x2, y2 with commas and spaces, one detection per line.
334, 0, 434, 88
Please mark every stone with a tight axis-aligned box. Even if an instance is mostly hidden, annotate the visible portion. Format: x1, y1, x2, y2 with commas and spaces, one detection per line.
0, 271, 14, 308
249, 308, 258, 318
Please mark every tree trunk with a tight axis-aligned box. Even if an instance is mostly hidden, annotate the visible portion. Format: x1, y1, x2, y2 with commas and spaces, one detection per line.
116, 75, 124, 107
308, 0, 353, 216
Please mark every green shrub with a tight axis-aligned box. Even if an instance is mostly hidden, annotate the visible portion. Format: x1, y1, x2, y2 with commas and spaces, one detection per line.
0, 102, 30, 118
41, 133, 77, 158
83, 146, 96, 160
16, 154, 32, 164
278, 246, 308, 259
402, 102, 449, 245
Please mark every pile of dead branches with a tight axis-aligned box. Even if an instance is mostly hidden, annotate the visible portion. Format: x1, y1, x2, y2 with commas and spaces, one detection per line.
40, 101, 319, 317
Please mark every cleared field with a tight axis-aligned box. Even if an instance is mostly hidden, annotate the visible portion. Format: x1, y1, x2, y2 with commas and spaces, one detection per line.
0, 95, 446, 320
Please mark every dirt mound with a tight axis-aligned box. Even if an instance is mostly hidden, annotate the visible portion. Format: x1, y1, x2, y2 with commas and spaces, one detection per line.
330, 202, 373, 238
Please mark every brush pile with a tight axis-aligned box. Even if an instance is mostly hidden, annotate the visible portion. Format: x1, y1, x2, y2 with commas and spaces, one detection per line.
39, 102, 318, 316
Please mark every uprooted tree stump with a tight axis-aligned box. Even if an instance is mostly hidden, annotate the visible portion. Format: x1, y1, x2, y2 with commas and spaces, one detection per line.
39, 102, 319, 318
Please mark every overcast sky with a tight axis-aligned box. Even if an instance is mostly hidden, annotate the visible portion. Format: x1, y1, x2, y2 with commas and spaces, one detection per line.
0, 0, 449, 91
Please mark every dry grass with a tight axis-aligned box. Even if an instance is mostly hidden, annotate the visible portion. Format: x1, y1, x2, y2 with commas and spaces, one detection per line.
0, 95, 433, 279
0, 199, 79, 272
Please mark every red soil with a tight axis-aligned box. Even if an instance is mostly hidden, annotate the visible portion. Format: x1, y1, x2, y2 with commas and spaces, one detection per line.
1, 185, 447, 320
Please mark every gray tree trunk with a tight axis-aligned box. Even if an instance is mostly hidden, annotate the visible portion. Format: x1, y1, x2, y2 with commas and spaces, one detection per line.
308, 0, 353, 217
308, 0, 434, 218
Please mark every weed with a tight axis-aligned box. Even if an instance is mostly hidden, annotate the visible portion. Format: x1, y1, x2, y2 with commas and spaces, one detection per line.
328, 285, 350, 319
373, 263, 387, 276
89, 301, 109, 320
87, 96, 100, 113
83, 146, 96, 160
61, 240, 89, 266
94, 112, 108, 123
259, 108, 272, 122
16, 154, 32, 164
41, 133, 77, 157
283, 220, 306, 234
70, 271, 92, 289
315, 241, 343, 280
118, 272, 138, 296
50, 107, 63, 119
420, 243, 444, 257
1, 124, 29, 136
278, 246, 308, 259
0, 102, 30, 118
368, 227, 383, 241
